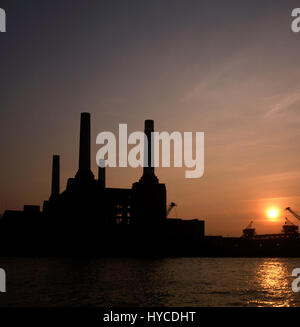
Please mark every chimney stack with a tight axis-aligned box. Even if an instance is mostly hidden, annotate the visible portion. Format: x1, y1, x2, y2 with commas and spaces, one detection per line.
98, 159, 106, 188
79, 112, 91, 171
143, 120, 154, 177
76, 112, 94, 180
51, 155, 60, 198
140, 120, 158, 183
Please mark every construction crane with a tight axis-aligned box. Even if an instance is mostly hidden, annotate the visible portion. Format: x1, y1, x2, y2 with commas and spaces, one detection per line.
284, 207, 300, 235
242, 221, 256, 238
285, 207, 300, 221
282, 217, 299, 234
166, 202, 177, 218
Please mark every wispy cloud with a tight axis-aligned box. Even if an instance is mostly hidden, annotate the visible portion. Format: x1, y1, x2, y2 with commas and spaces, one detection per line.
255, 171, 300, 184
264, 89, 300, 118
244, 195, 300, 203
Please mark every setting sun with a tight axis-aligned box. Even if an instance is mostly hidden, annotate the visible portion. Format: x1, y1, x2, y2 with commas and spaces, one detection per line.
266, 208, 279, 220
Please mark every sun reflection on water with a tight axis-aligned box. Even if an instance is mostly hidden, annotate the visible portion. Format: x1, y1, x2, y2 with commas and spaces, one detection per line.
251, 259, 294, 307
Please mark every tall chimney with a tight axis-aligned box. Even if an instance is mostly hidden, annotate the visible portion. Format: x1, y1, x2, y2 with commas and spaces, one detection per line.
76, 112, 94, 180
51, 155, 60, 197
143, 120, 155, 177
140, 119, 158, 184
98, 159, 106, 188
79, 112, 91, 171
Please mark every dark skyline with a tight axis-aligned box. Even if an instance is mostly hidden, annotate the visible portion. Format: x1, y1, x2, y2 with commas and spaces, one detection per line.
1, 0, 300, 235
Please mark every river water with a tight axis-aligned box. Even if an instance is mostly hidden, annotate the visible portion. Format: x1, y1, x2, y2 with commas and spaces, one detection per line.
0, 257, 300, 307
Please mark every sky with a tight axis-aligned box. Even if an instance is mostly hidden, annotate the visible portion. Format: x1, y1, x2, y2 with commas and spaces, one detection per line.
1, 0, 300, 235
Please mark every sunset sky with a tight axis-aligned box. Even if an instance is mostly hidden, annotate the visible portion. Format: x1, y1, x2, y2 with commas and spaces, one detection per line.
1, 0, 300, 235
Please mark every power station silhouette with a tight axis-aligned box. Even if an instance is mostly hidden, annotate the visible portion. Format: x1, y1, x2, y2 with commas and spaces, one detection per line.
3, 113, 300, 257
1, 113, 205, 256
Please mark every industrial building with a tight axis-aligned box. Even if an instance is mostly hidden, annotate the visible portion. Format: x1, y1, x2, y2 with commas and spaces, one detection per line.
3, 112, 300, 257
0, 113, 205, 256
